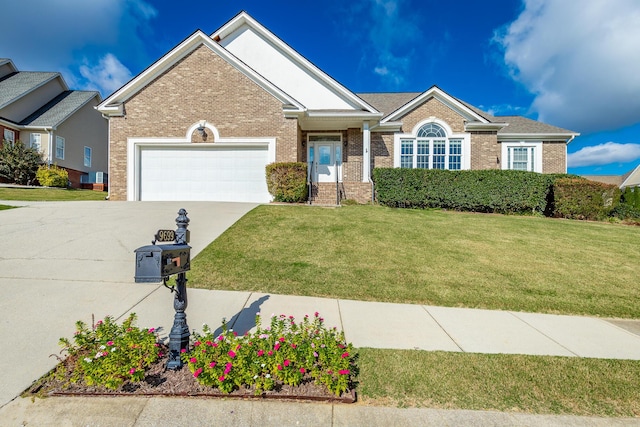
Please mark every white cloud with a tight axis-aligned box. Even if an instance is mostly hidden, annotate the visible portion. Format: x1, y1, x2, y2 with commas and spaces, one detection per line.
2, 0, 157, 96
494, 0, 640, 133
568, 142, 640, 167
79, 54, 133, 95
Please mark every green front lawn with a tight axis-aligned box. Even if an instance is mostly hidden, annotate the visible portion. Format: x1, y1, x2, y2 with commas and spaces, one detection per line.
358, 349, 640, 417
190, 205, 640, 319
0, 187, 107, 201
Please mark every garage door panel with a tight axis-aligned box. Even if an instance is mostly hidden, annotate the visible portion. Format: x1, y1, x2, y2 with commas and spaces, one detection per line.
139, 145, 271, 202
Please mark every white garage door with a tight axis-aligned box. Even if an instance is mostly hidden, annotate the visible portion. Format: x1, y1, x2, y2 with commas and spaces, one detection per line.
139, 145, 271, 202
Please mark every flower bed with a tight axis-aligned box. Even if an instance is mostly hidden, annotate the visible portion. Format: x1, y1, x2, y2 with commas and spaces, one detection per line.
28, 312, 357, 402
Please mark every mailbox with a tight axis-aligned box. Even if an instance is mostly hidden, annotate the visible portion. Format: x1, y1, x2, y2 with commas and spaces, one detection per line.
134, 243, 191, 283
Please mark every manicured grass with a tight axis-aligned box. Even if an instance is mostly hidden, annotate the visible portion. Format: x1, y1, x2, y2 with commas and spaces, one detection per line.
190, 205, 640, 318
358, 348, 640, 417
0, 187, 106, 201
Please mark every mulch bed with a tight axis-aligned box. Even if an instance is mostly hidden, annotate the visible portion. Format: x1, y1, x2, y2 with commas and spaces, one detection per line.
26, 352, 356, 403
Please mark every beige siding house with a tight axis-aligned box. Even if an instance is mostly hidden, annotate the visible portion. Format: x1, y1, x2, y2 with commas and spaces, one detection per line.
0, 59, 107, 188
98, 11, 578, 204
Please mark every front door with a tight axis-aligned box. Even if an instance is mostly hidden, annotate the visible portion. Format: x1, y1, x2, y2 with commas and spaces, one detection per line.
309, 139, 342, 183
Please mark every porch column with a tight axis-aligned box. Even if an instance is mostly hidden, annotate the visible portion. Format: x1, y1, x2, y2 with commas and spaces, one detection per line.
362, 121, 371, 182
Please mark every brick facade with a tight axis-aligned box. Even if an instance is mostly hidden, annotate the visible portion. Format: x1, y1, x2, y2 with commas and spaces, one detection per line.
108, 45, 298, 200
470, 131, 500, 170
542, 142, 566, 173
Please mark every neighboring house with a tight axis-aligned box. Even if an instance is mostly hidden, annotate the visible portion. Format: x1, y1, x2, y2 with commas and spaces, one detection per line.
97, 11, 578, 204
583, 164, 640, 189
0, 58, 108, 188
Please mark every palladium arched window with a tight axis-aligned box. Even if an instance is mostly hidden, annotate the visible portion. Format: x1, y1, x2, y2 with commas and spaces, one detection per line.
400, 123, 462, 170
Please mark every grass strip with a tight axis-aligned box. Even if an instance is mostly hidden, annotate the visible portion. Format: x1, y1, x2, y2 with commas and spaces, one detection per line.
357, 348, 640, 417
0, 187, 107, 201
189, 205, 640, 318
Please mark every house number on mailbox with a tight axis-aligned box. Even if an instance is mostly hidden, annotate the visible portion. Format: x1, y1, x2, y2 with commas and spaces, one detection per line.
155, 229, 176, 242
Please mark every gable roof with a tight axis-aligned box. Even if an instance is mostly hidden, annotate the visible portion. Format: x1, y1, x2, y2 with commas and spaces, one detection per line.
19, 90, 100, 129
97, 29, 306, 116
0, 71, 63, 109
621, 163, 640, 188
496, 115, 578, 139
212, 11, 379, 114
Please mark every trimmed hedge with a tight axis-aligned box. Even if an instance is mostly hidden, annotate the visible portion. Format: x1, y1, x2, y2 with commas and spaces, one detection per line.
36, 164, 69, 187
373, 168, 557, 214
552, 178, 620, 221
266, 162, 308, 203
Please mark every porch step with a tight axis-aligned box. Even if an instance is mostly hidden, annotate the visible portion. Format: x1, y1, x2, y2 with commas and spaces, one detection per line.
309, 183, 341, 205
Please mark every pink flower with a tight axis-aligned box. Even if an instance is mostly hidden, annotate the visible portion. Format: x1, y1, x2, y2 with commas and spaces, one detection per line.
213, 343, 218, 348
284, 359, 290, 367
313, 352, 318, 358
233, 331, 238, 337
148, 328, 155, 333
341, 352, 349, 359
219, 376, 225, 382
190, 358, 197, 364
339, 369, 350, 375
279, 337, 285, 343
154, 343, 160, 347
236, 344, 242, 350
97, 320, 103, 325
194, 341, 201, 347
107, 341, 114, 346
300, 368, 306, 374
228, 350, 236, 358
180, 348, 187, 353
327, 370, 333, 374
205, 341, 213, 346
277, 364, 283, 371
258, 350, 264, 357
158, 352, 164, 357
129, 368, 136, 374
268, 350, 273, 356
224, 362, 232, 375
193, 368, 203, 378
102, 351, 108, 357
314, 312, 319, 317
274, 343, 280, 351
209, 362, 216, 368
338, 344, 345, 349
291, 344, 297, 349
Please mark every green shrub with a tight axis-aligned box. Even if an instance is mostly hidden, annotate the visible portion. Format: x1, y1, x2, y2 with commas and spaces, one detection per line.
0, 140, 43, 185
266, 162, 308, 203
373, 168, 558, 214
36, 164, 69, 187
553, 178, 620, 220
612, 186, 640, 220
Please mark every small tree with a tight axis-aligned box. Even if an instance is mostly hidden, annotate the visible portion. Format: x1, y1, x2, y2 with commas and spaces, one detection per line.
0, 139, 44, 185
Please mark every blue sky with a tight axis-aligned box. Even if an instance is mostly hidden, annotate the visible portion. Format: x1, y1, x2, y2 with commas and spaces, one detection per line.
3, 0, 640, 176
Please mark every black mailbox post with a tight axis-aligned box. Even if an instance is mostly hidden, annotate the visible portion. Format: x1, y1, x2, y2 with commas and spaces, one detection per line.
134, 208, 191, 369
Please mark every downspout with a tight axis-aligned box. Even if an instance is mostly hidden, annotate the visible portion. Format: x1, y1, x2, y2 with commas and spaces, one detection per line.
103, 113, 111, 200
362, 121, 370, 183
565, 134, 576, 174
46, 128, 53, 166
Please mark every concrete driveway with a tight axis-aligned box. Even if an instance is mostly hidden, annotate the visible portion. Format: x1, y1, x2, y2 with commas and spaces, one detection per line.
0, 200, 257, 407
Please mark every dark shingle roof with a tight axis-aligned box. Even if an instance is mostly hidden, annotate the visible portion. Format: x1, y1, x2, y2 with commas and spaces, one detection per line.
496, 115, 576, 135
357, 92, 421, 118
19, 90, 99, 127
0, 72, 60, 109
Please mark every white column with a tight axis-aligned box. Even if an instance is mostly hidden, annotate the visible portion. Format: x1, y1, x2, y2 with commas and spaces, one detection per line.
362, 121, 371, 182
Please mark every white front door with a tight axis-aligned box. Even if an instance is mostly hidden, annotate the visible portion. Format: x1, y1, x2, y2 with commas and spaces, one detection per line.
309, 142, 342, 183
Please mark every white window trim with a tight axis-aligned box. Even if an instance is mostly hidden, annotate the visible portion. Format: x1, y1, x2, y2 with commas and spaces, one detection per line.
501, 141, 543, 173
393, 119, 470, 170
84, 146, 92, 168
30, 133, 42, 151
56, 136, 65, 160
4, 129, 15, 144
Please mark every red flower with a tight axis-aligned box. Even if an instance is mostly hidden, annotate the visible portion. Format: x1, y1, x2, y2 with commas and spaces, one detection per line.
189, 357, 197, 364
339, 369, 350, 375
209, 362, 216, 368
180, 348, 187, 353
194, 368, 203, 378
314, 312, 319, 317
274, 343, 281, 351
268, 350, 273, 356
284, 359, 290, 367
258, 350, 265, 357
194, 341, 201, 347
277, 364, 283, 371
279, 337, 285, 343
228, 350, 236, 358
224, 362, 233, 374
291, 344, 297, 349
219, 376, 225, 382
206, 341, 213, 346
341, 352, 349, 359
300, 368, 306, 373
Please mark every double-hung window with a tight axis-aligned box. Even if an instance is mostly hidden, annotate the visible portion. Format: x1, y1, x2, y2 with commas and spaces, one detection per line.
3, 129, 15, 145
30, 133, 42, 151
501, 142, 542, 173
396, 122, 469, 170
56, 136, 65, 159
